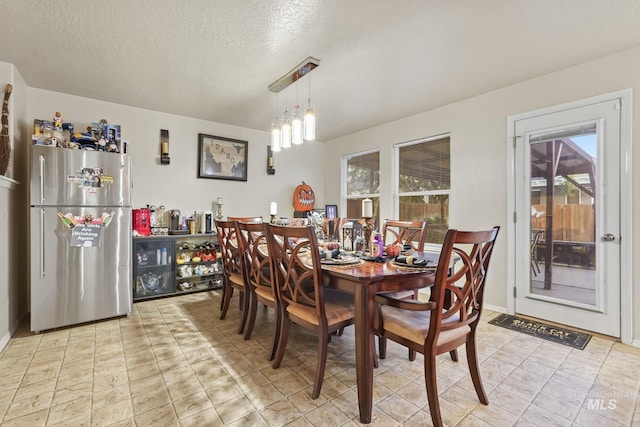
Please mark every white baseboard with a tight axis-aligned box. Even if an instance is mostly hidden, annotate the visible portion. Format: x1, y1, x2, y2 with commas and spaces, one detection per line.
484, 304, 507, 314
0, 314, 28, 354
631, 339, 640, 349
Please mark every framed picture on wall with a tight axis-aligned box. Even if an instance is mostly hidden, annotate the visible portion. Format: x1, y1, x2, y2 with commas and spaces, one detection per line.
325, 204, 338, 219
198, 133, 248, 181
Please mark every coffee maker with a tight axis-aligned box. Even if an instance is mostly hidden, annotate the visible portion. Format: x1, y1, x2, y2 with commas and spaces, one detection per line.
201, 210, 213, 234
169, 209, 181, 233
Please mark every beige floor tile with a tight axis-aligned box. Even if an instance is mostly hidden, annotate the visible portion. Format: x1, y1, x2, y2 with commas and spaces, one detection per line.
173, 390, 214, 420
521, 403, 573, 427
223, 411, 269, 427
166, 376, 204, 401
0, 407, 48, 427
91, 399, 134, 427
12, 377, 56, 402
52, 381, 92, 406
128, 373, 164, 397
258, 398, 301, 425
304, 401, 351, 426
46, 412, 91, 426
92, 383, 130, 410
375, 392, 422, 423
2, 292, 639, 426
132, 387, 171, 415
3, 391, 53, 421
178, 407, 223, 427
93, 371, 129, 392
46, 394, 91, 425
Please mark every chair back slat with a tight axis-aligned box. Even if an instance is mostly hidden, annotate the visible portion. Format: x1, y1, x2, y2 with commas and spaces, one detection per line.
264, 224, 325, 321
236, 221, 272, 297
228, 216, 263, 223
215, 219, 243, 276
429, 227, 500, 335
381, 219, 428, 251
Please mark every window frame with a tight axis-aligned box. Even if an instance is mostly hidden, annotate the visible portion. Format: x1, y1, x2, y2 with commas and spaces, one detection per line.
342, 148, 380, 222
393, 133, 451, 243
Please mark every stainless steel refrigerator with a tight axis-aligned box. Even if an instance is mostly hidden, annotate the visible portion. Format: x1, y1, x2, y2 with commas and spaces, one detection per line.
30, 145, 132, 332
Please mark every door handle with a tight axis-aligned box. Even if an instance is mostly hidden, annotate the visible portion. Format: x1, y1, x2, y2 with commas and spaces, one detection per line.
602, 233, 616, 242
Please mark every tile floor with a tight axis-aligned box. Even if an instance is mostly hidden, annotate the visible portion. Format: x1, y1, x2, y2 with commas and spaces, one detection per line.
0, 290, 639, 426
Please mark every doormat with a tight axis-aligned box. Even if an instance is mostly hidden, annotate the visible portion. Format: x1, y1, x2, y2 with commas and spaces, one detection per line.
488, 314, 592, 350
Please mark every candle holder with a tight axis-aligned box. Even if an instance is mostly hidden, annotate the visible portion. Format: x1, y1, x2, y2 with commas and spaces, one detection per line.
270, 214, 277, 224
216, 202, 224, 221
362, 217, 374, 255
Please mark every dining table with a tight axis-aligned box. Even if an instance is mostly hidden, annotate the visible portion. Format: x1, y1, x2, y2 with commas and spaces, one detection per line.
321, 252, 439, 424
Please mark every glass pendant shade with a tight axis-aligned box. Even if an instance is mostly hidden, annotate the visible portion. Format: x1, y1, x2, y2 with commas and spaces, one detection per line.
271, 119, 281, 152
291, 107, 303, 145
304, 102, 316, 141
280, 113, 292, 149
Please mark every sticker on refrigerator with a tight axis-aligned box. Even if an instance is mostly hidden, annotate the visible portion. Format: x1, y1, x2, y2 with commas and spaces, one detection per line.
70, 223, 103, 247
58, 212, 115, 229
66, 167, 114, 192
58, 212, 115, 247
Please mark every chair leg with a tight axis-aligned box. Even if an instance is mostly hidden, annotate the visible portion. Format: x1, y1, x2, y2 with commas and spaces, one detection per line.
409, 349, 416, 361
378, 335, 387, 359
466, 335, 488, 405
219, 286, 234, 320
238, 290, 249, 334
424, 353, 442, 427
272, 312, 289, 369
243, 291, 258, 340
268, 305, 281, 361
449, 349, 458, 362
312, 333, 329, 399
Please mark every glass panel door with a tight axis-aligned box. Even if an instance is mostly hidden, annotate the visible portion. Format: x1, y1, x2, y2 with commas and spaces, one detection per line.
529, 125, 596, 306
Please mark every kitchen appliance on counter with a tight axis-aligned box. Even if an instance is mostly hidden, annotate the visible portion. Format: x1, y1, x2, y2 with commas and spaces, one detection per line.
169, 209, 187, 234
29, 145, 132, 332
201, 210, 213, 234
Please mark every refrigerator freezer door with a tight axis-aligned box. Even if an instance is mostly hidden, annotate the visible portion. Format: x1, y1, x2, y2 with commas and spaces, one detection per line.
30, 145, 131, 207
30, 206, 132, 332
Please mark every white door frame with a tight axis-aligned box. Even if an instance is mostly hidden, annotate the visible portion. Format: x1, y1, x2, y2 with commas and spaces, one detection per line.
506, 89, 633, 344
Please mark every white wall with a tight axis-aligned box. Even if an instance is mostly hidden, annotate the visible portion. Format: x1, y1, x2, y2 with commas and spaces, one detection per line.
324, 46, 640, 342
0, 62, 28, 351
27, 89, 325, 219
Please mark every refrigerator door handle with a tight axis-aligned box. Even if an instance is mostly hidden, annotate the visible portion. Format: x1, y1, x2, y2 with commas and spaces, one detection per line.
40, 208, 45, 278
39, 154, 45, 204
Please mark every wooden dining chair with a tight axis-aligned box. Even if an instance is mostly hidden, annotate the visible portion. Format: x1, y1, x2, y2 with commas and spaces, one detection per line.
381, 219, 428, 251
215, 219, 249, 334
236, 221, 279, 360
530, 230, 542, 277
377, 219, 429, 360
322, 217, 340, 242
374, 226, 500, 427
264, 224, 355, 399
228, 216, 263, 223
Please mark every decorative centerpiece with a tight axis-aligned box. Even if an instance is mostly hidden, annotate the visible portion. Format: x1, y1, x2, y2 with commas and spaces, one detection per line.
0, 84, 12, 176
361, 198, 374, 255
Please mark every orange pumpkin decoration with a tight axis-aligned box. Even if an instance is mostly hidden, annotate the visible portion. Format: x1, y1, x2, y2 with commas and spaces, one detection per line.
293, 181, 315, 212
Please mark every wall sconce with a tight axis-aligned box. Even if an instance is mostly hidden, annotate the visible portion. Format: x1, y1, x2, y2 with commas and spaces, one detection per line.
160, 129, 170, 164
267, 145, 276, 175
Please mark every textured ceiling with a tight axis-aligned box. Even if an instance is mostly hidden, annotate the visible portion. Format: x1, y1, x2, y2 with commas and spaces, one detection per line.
2, 0, 640, 141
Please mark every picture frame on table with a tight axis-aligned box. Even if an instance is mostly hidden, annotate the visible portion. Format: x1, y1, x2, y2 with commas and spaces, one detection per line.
325, 204, 338, 219
197, 133, 248, 181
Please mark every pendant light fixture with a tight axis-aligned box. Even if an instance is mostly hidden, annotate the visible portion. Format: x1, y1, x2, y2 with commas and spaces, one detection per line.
270, 92, 281, 152
268, 57, 319, 148
291, 105, 303, 145
281, 110, 292, 149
